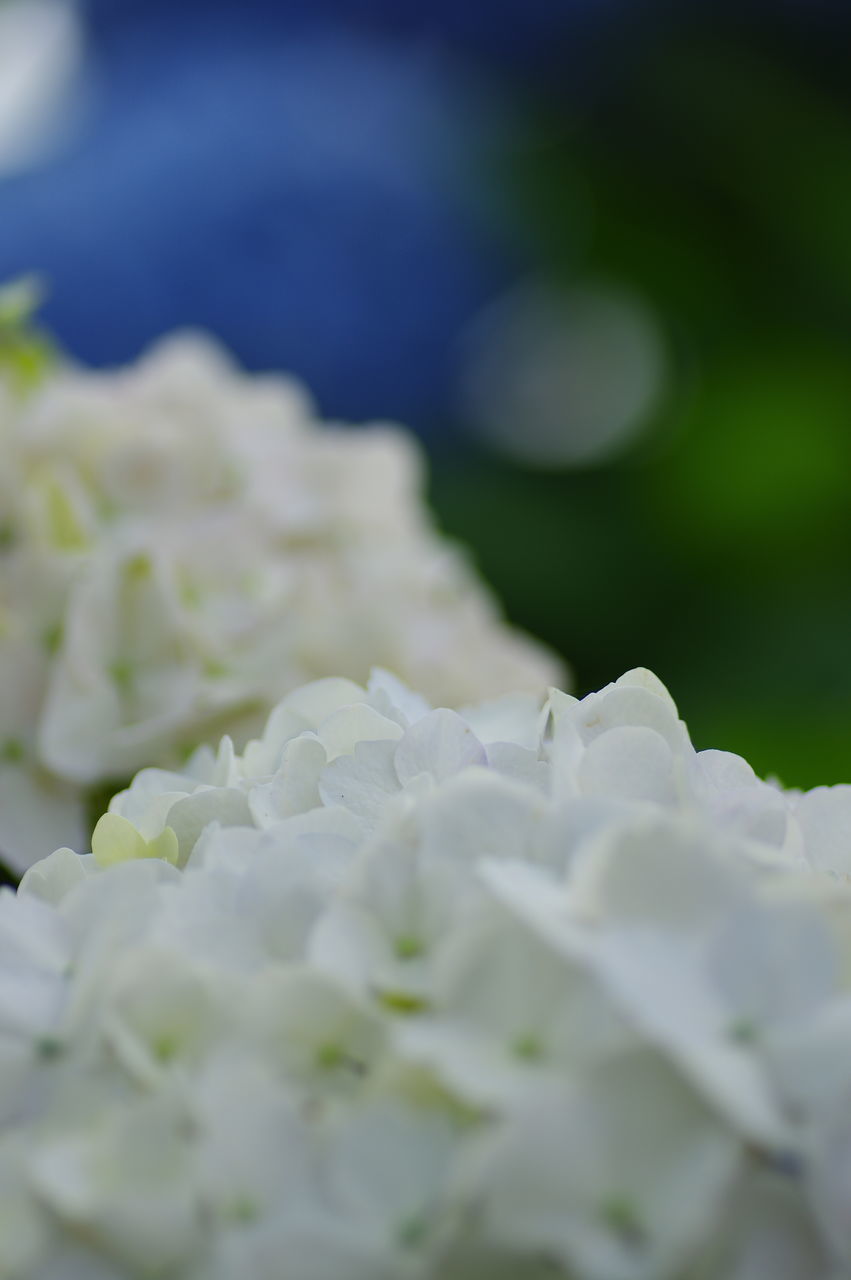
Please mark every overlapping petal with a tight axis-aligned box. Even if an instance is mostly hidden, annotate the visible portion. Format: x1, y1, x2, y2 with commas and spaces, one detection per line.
0, 334, 562, 873
2, 667, 850, 1277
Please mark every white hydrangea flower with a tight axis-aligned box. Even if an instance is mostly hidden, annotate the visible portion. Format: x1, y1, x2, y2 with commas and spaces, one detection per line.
0, 334, 562, 873
3, 667, 851, 1276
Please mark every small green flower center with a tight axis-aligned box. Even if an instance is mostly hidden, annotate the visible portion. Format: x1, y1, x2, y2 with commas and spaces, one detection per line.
315, 1042, 345, 1070
229, 1196, 259, 1224
110, 659, 135, 694
36, 1037, 64, 1060
601, 1196, 646, 1247
153, 1033, 181, 1062
393, 934, 425, 960
728, 1018, 758, 1045
378, 989, 428, 1016
511, 1033, 544, 1061
397, 1214, 428, 1249
42, 621, 64, 655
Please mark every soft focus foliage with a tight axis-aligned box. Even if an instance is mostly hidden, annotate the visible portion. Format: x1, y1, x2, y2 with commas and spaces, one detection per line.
432, 3, 851, 789
3, 667, 851, 1277
0, 331, 559, 873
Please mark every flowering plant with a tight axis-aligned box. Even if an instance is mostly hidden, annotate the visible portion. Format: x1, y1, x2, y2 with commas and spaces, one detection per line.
0, 313, 560, 871
3, 667, 850, 1278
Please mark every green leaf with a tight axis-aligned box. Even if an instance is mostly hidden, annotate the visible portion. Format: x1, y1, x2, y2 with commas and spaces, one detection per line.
0, 274, 56, 394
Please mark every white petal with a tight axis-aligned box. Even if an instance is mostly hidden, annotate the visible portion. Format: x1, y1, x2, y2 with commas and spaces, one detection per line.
319, 739, 401, 826
0, 762, 87, 873
393, 710, 487, 787
793, 785, 851, 875
577, 726, 675, 804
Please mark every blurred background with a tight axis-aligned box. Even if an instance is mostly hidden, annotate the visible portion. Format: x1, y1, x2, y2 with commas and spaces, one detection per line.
1, 0, 851, 786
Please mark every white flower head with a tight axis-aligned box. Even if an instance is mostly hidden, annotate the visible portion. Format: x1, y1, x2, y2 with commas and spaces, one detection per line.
0, 330, 563, 873
5, 667, 851, 1275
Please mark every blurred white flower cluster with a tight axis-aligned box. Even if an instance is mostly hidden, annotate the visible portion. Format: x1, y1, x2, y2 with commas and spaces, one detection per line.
0, 328, 561, 872
5, 667, 851, 1279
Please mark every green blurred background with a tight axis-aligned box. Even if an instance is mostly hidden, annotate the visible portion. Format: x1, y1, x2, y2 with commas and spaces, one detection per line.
429, 4, 851, 788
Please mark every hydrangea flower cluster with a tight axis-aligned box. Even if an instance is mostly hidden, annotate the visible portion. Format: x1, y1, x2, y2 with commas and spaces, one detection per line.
4, 668, 851, 1278
0, 331, 561, 872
